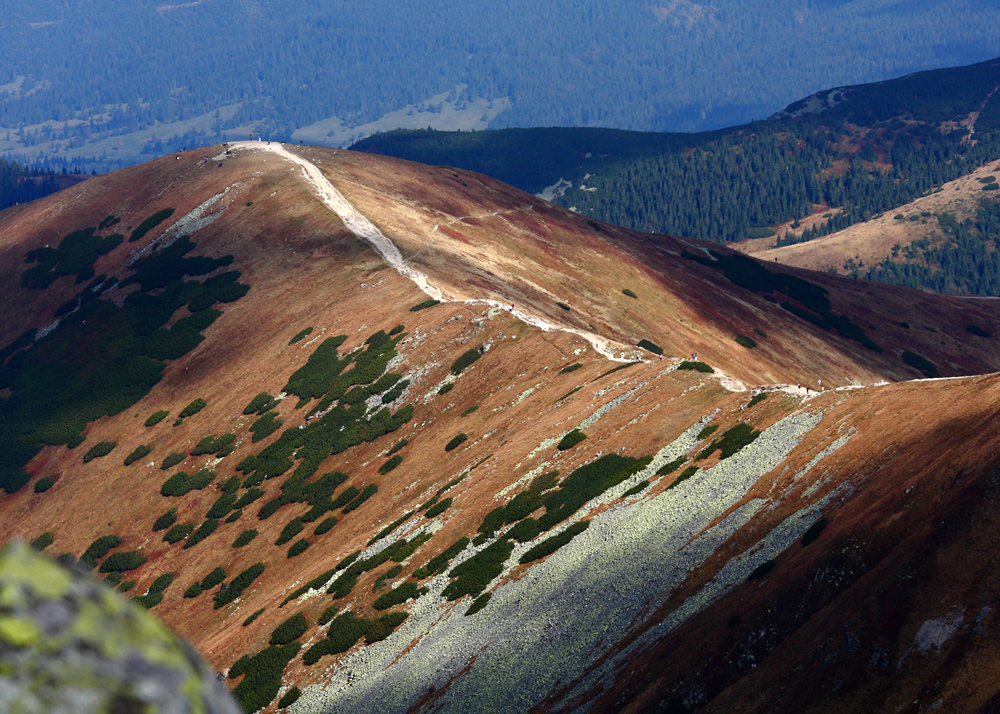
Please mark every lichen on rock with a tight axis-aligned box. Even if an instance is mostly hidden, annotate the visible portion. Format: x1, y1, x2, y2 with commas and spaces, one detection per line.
0, 540, 240, 714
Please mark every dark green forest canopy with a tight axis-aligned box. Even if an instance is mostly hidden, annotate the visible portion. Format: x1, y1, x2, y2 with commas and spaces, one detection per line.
0, 224, 249, 494
356, 57, 1000, 248
0, 158, 63, 206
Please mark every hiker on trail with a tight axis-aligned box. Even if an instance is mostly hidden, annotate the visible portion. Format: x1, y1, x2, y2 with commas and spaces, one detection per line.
510, 303, 514, 311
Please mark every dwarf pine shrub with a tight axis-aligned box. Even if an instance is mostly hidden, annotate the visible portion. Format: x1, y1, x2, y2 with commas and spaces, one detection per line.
124, 445, 152, 466
557, 430, 587, 450
83, 441, 117, 463
145, 410, 169, 427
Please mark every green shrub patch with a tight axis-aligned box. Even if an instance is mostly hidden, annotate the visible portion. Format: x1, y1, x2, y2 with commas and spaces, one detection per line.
148, 573, 175, 594
233, 529, 259, 548
231, 642, 301, 713
557, 429, 587, 450
425, 497, 453, 519
22, 227, 125, 289
161, 468, 215, 497
124, 444, 152, 466
667, 466, 698, 490
289, 327, 313, 344
520, 521, 590, 564
233, 488, 265, 510
410, 299, 440, 311
902, 350, 938, 377
128, 208, 175, 243
379, 454, 403, 474
802, 518, 828, 547
450, 349, 481, 375
538, 454, 651, 530
622, 480, 650, 497
250, 412, 283, 442
697, 423, 761, 461
506, 518, 542, 543
243, 609, 265, 627
163, 523, 195, 543
373, 582, 427, 610
443, 538, 513, 600
191, 433, 236, 457
160, 452, 185, 470
370, 512, 414, 545
559, 363, 583, 374
735, 334, 757, 348
224, 509, 243, 523
967, 325, 991, 338
656, 457, 687, 476
303, 612, 408, 665
438, 383, 454, 396
677, 360, 714, 373
244, 392, 277, 415
99, 550, 148, 573
748, 559, 776, 580
461, 405, 479, 417
270, 612, 309, 646
622, 288, 638, 299
697, 424, 718, 440
30, 532, 54, 551
182, 518, 220, 549
343, 483, 378, 513
206, 493, 238, 519
83, 440, 117, 463
386, 439, 410, 456
184, 582, 204, 598
33, 477, 55, 493
747, 393, 769, 408
278, 687, 301, 708
288, 539, 310, 557
178, 398, 207, 419
80, 535, 123, 569
637, 339, 663, 355
445, 433, 468, 451
416, 537, 471, 578
201, 567, 226, 590
214, 562, 265, 608
276, 518, 305, 546
314, 517, 338, 536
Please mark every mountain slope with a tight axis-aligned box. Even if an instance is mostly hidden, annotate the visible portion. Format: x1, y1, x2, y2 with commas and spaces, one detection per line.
2, 145, 1000, 713
355, 56, 1000, 261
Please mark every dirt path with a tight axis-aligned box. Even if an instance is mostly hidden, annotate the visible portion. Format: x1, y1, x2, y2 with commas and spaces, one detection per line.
226, 141, 651, 366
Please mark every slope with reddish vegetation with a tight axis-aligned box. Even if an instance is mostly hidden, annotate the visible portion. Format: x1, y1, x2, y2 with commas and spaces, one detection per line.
0, 145, 999, 713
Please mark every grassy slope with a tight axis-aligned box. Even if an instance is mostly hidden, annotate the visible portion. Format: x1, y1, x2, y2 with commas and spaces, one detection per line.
2, 146, 1000, 712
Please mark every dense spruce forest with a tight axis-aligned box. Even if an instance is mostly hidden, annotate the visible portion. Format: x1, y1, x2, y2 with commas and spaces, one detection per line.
864, 201, 1000, 295
357, 58, 1000, 243
0, 159, 62, 207
1, 0, 999, 169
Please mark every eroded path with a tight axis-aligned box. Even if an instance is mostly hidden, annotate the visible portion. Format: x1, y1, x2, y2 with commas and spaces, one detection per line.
227, 141, 662, 367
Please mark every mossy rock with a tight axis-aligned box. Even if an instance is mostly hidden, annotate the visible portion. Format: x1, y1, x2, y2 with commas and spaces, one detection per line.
0, 541, 241, 713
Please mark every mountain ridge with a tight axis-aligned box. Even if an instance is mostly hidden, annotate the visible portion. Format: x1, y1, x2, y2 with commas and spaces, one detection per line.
3, 144, 1000, 712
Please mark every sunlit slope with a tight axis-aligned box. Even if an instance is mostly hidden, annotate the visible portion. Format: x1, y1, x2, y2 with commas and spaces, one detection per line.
0, 145, 998, 713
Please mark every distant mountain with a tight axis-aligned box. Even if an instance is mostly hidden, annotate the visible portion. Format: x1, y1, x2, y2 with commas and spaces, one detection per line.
2, 1, 1000, 168
5, 143, 1000, 712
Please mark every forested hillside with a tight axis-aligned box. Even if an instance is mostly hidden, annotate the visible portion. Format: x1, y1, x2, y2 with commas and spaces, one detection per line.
357, 58, 1000, 243
0, 158, 63, 207
2, 0, 1000, 169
